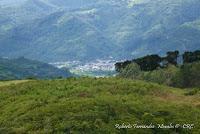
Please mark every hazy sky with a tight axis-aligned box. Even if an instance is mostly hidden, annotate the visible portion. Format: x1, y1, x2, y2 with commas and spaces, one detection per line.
0, 0, 27, 6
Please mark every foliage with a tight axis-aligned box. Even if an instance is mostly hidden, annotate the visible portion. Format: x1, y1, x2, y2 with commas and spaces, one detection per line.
165, 51, 179, 66
115, 60, 132, 72
0, 78, 199, 133
117, 61, 200, 88
183, 50, 200, 64
116, 50, 200, 88
118, 63, 141, 79
184, 88, 200, 96
119, 64, 179, 86
173, 62, 200, 88
133, 55, 162, 71
116, 51, 180, 72
141, 65, 179, 86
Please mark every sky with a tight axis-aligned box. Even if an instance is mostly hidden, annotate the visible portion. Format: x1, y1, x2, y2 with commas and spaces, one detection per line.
0, 0, 27, 6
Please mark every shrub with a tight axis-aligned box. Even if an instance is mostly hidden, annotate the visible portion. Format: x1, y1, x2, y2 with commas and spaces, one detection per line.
184, 89, 199, 96
173, 62, 200, 88
119, 63, 142, 79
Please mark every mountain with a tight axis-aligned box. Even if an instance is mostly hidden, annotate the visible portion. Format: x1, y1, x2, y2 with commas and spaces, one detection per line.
1, 0, 57, 24
0, 57, 72, 80
0, 11, 115, 61
108, 0, 200, 58
46, 0, 100, 9
0, 0, 200, 62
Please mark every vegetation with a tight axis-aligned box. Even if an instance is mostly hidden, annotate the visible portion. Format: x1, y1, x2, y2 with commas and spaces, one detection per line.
116, 50, 180, 72
183, 50, 200, 64
173, 62, 200, 88
116, 50, 200, 88
118, 62, 200, 88
0, 78, 199, 133
0, 80, 30, 87
165, 51, 179, 66
0, 1, 200, 133
118, 63, 178, 86
0, 57, 72, 80
133, 55, 162, 71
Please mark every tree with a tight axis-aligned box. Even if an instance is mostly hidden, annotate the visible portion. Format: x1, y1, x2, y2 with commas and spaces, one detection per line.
119, 63, 141, 79
172, 61, 200, 88
133, 55, 162, 71
166, 50, 179, 66
183, 50, 200, 64
115, 60, 132, 72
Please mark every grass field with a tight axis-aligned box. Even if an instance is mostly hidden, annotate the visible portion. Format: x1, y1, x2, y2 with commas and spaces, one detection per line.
0, 78, 199, 133
0, 80, 30, 87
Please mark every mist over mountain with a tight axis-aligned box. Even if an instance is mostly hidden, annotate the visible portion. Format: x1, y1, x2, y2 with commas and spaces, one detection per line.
0, 0, 200, 62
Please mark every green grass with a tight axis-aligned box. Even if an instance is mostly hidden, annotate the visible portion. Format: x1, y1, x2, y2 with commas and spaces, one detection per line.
0, 80, 30, 87
0, 78, 199, 133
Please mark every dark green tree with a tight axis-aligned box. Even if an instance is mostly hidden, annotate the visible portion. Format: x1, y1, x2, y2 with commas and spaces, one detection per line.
166, 50, 179, 66
115, 60, 132, 72
183, 50, 200, 63
174, 62, 200, 88
133, 55, 162, 71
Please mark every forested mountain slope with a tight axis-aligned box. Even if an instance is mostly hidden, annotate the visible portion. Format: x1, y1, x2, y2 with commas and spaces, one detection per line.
0, 0, 200, 61
0, 57, 72, 80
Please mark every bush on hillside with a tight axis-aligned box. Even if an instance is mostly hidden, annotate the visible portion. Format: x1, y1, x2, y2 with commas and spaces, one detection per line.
173, 62, 200, 88
118, 63, 142, 79
118, 64, 179, 86
141, 65, 179, 86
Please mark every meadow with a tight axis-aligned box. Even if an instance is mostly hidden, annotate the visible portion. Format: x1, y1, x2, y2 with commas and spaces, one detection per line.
0, 78, 199, 133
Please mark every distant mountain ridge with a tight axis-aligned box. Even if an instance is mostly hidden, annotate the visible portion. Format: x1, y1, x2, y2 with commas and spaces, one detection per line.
0, 0, 200, 62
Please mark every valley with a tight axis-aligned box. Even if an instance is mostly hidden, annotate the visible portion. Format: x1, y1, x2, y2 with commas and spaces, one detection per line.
50, 59, 117, 77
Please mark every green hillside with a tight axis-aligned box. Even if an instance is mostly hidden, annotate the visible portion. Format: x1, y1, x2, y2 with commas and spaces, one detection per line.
0, 78, 199, 133
0, 57, 72, 80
